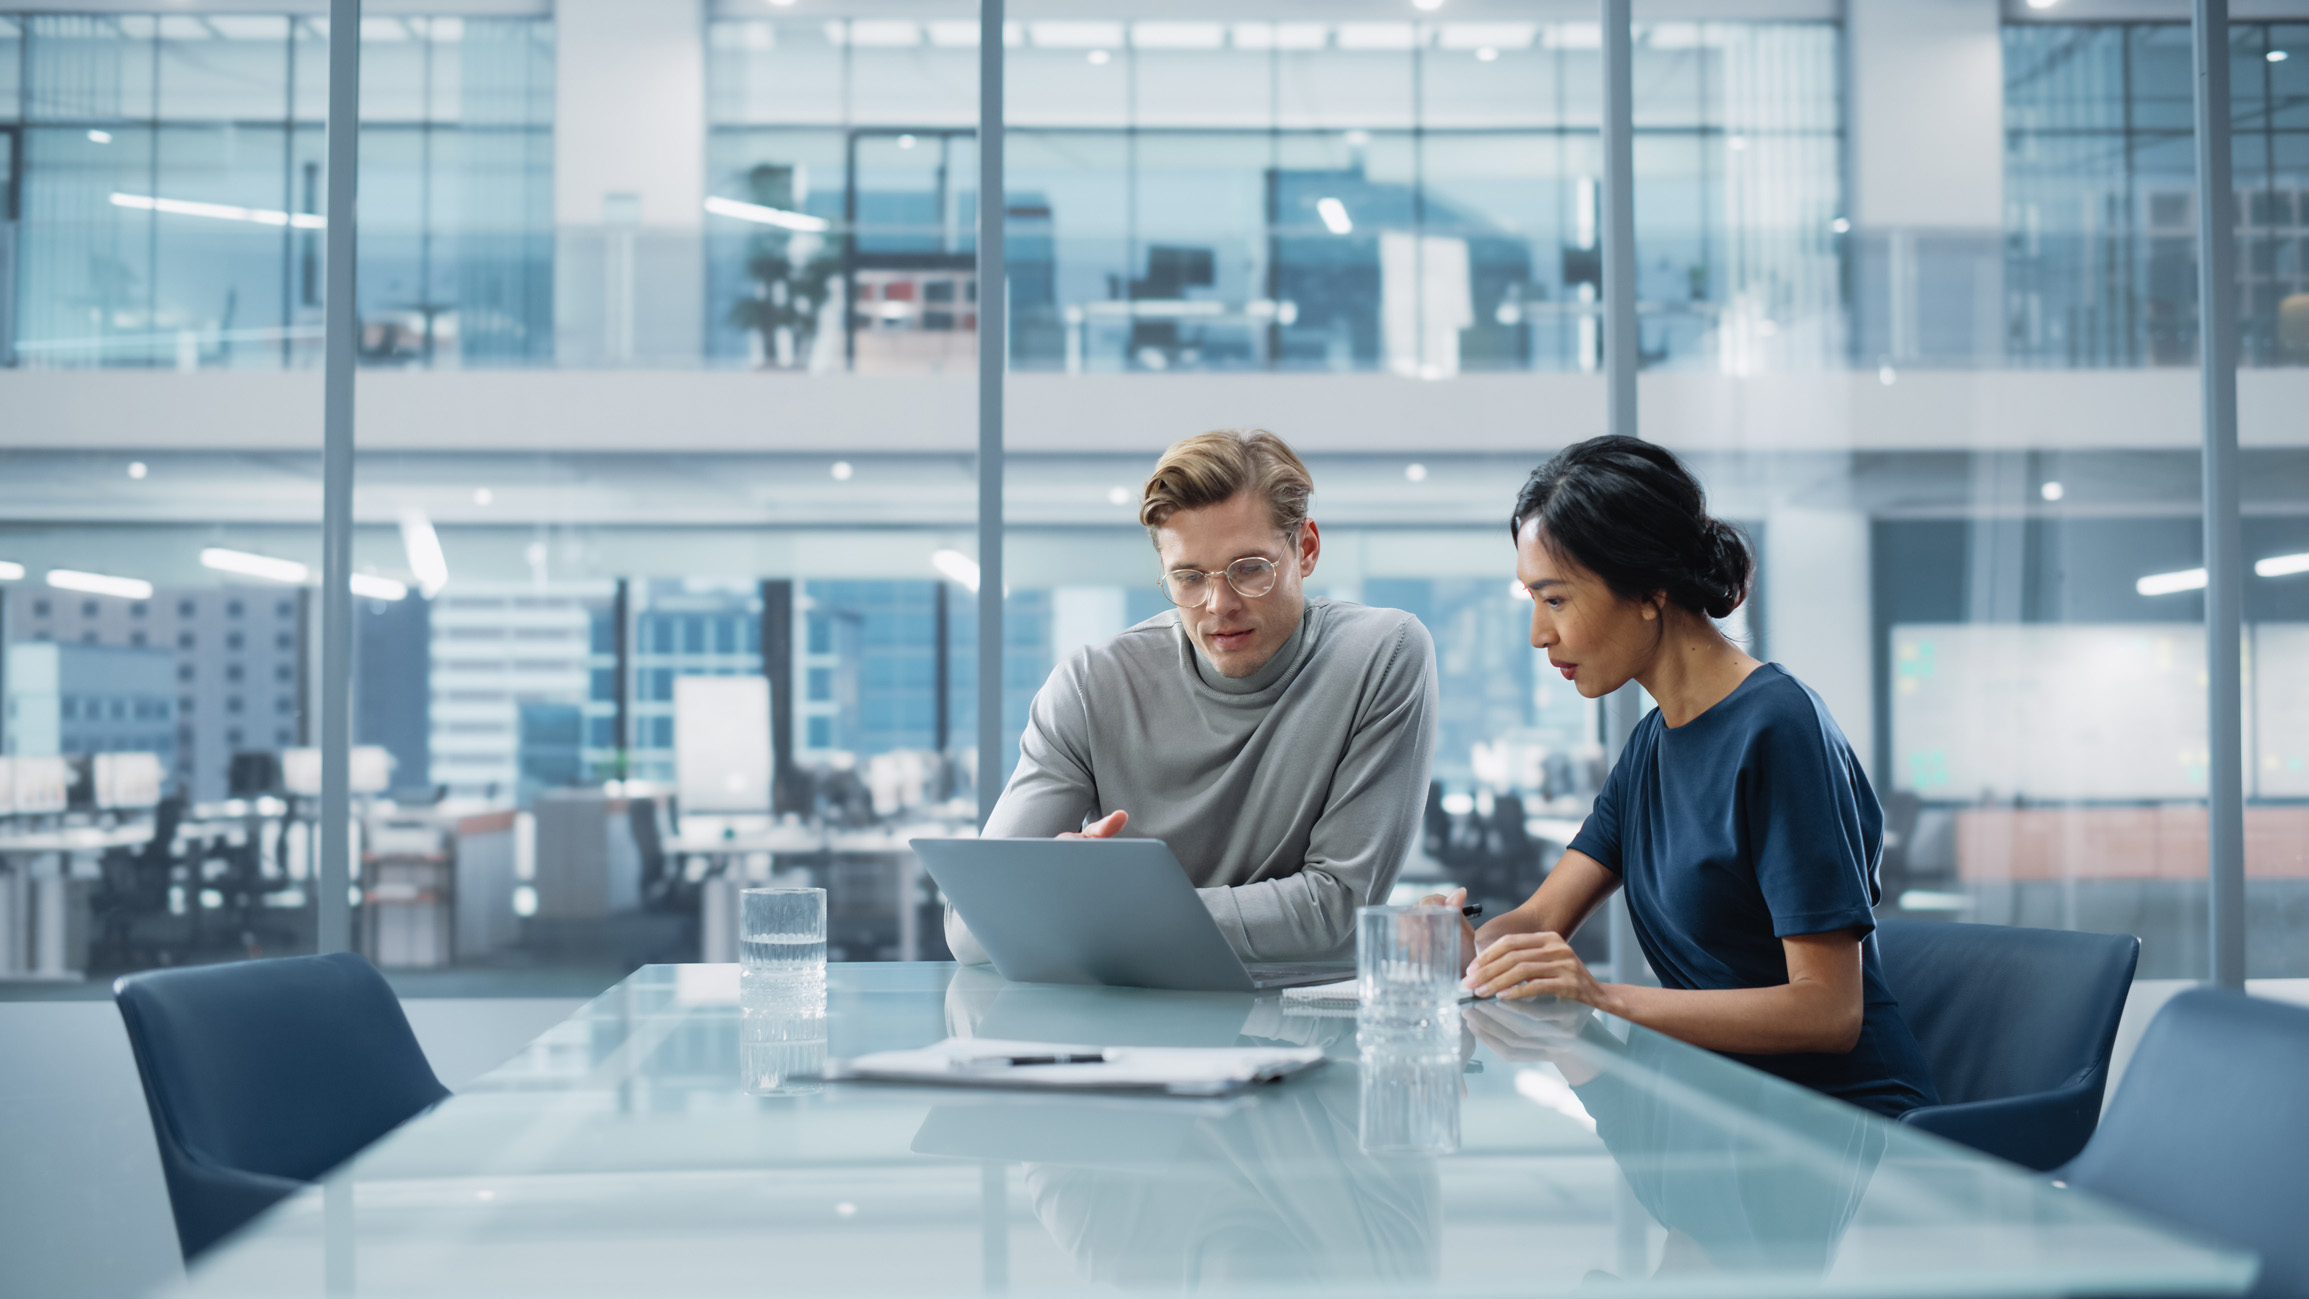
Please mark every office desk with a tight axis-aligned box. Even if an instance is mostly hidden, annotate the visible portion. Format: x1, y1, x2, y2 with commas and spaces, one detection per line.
173, 964, 2254, 1298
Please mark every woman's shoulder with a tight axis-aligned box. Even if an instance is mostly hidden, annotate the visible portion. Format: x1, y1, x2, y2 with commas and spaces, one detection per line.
1736, 664, 1860, 758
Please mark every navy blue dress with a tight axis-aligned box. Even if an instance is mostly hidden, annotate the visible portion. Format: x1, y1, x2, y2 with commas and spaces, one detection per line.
1568, 664, 1939, 1116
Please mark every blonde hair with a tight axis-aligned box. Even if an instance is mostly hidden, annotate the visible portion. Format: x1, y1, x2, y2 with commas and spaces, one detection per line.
1139, 429, 1313, 540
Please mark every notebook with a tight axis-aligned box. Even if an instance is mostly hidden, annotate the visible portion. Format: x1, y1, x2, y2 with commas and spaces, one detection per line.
1281, 979, 1486, 1014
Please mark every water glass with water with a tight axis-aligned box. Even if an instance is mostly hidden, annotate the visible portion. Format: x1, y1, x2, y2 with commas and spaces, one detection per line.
1357, 904, 1462, 1019
741, 886, 827, 1015
1358, 1031, 1463, 1156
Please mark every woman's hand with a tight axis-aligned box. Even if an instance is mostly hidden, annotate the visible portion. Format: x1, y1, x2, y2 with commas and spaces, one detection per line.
1417, 887, 1481, 974
1464, 930, 1618, 1012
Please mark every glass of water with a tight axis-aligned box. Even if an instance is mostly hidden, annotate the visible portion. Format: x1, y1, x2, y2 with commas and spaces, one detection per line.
1357, 904, 1461, 1019
741, 886, 827, 1015
1357, 1024, 1463, 1156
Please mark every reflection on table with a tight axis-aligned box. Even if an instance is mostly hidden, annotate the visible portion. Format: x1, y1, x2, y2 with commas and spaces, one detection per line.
171, 964, 2254, 1298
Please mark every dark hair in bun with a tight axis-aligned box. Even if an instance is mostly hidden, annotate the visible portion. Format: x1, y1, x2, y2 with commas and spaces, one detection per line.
1509, 435, 1753, 620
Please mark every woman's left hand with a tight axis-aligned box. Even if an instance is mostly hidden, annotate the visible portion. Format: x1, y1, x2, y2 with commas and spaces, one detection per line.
1464, 930, 1615, 1011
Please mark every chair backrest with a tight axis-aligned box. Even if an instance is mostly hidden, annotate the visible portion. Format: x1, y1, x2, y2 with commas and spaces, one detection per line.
2061, 988, 2309, 1298
1873, 919, 2138, 1105
115, 952, 449, 1190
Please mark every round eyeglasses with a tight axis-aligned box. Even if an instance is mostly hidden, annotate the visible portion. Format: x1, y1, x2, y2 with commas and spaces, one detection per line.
1159, 556, 1280, 607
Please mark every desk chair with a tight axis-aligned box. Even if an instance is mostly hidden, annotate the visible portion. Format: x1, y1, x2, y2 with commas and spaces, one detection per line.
114, 952, 449, 1260
2059, 988, 2309, 1298
1875, 918, 2138, 1170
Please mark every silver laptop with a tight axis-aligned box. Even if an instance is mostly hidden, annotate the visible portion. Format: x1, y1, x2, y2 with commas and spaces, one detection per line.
912, 837, 1350, 992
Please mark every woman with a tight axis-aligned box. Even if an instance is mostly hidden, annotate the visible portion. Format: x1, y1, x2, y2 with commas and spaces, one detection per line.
1437, 435, 1937, 1117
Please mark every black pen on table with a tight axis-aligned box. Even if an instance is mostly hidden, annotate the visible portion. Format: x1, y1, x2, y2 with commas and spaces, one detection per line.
1461, 903, 1484, 920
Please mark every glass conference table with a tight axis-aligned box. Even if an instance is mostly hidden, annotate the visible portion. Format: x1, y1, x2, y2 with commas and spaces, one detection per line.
173, 963, 2255, 1298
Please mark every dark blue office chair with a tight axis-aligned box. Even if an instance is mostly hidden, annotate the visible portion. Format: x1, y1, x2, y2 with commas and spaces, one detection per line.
114, 951, 450, 1260
2060, 988, 2309, 1297
1875, 918, 2138, 1170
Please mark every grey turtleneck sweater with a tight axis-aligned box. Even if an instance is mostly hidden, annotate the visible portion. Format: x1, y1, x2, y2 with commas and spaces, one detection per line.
945, 597, 1438, 964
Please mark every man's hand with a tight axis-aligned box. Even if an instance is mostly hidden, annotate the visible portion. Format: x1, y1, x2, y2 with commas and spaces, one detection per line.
1418, 886, 1480, 974
1059, 810, 1129, 840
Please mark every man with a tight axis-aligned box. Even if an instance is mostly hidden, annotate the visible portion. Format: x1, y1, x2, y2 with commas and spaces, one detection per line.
947, 429, 1439, 964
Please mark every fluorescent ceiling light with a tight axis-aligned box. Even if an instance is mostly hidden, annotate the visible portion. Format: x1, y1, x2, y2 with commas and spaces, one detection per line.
112, 192, 324, 230
825, 20, 921, 46
2136, 568, 2207, 597
2271, 50, 2290, 63
1232, 23, 1327, 50
0, 562, 24, 581
926, 21, 979, 47
932, 549, 981, 593
48, 569, 153, 600
201, 547, 309, 584
2256, 552, 2309, 578
399, 509, 450, 598
1030, 21, 1123, 48
1316, 197, 1353, 235
1438, 23, 1534, 49
703, 196, 831, 233
351, 573, 410, 601
1132, 22, 1224, 49
1337, 22, 1417, 50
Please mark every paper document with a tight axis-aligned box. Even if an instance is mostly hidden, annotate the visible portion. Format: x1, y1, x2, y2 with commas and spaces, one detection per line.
822, 1037, 1327, 1096
1282, 979, 1484, 1013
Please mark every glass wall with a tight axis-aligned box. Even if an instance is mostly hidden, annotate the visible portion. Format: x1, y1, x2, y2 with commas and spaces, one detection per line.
5, 1, 2299, 990
4, 13, 551, 370
705, 17, 1843, 375
2006, 20, 2309, 369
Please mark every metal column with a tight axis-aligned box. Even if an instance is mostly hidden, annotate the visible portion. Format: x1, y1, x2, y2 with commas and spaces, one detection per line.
2192, 0, 2246, 989
317, 0, 363, 957
1599, 0, 1637, 443
976, 0, 1006, 826
1598, 0, 1652, 987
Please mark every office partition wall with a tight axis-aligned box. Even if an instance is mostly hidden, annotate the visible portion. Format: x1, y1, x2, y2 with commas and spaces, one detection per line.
2, 0, 2294, 985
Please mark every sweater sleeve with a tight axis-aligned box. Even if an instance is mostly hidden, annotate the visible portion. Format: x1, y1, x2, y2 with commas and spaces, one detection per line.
1199, 615, 1439, 962
942, 652, 1101, 965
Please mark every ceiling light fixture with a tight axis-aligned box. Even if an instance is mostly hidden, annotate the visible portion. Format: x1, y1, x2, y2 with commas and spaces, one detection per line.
1316, 197, 1353, 235
1405, 463, 1428, 483
932, 549, 981, 593
201, 548, 309, 584
399, 510, 450, 598
111, 192, 324, 229
48, 569, 154, 601
1087, 48, 1110, 64
0, 562, 25, 581
351, 573, 410, 601
830, 461, 855, 481
2040, 481, 2065, 502
87, 129, 112, 144
702, 196, 831, 233
2136, 568, 2207, 597
2255, 552, 2309, 578
2268, 49, 2289, 63
128, 461, 148, 479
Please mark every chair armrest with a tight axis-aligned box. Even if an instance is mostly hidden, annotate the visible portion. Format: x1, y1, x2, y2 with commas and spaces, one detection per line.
162, 1157, 306, 1260
1898, 1073, 2108, 1172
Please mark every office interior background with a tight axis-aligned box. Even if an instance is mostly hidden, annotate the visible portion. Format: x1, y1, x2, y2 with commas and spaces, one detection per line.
0, 0, 2306, 1000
